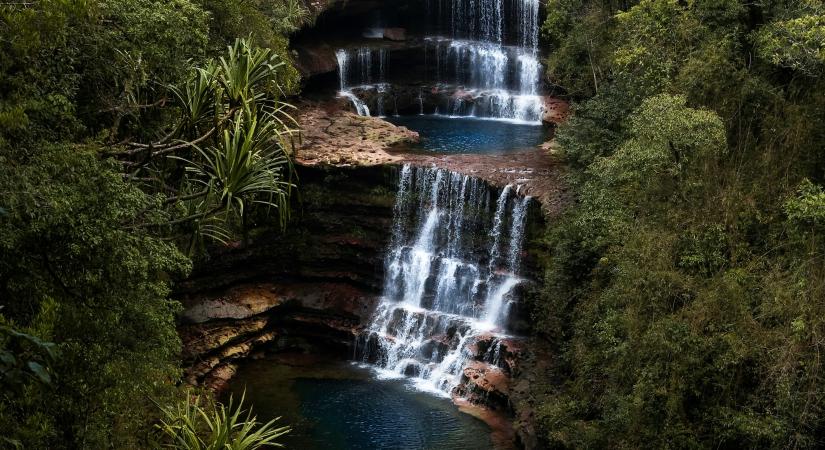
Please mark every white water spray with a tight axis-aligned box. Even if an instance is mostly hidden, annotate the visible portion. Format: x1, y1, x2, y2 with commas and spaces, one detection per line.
335, 47, 392, 117
358, 165, 532, 397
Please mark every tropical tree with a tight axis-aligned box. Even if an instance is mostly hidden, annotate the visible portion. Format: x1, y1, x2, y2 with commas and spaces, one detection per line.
115, 37, 298, 254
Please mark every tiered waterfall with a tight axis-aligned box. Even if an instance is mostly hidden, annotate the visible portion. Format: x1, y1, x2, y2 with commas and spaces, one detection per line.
335, 0, 544, 123
335, 47, 391, 117
357, 164, 531, 397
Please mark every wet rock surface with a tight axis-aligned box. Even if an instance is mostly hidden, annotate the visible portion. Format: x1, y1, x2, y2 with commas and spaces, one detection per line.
406, 150, 570, 218
462, 361, 511, 404
295, 101, 570, 218
295, 101, 419, 166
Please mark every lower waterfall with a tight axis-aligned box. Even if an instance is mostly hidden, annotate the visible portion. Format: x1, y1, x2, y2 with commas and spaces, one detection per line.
357, 164, 531, 398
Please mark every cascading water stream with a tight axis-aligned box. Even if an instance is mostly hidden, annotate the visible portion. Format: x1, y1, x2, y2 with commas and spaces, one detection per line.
335, 47, 390, 117
357, 164, 532, 398
420, 0, 544, 123
335, 0, 544, 123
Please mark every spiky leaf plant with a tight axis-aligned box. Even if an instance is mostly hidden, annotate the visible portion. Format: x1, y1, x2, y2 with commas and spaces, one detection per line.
156, 391, 290, 450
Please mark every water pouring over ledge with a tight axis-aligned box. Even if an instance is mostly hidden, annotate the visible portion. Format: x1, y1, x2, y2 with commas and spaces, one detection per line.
334, 0, 545, 123
356, 164, 532, 398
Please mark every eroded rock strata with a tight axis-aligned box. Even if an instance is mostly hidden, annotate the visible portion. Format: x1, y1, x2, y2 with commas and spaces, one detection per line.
177, 103, 566, 448
177, 165, 396, 389
178, 160, 561, 448
296, 101, 570, 216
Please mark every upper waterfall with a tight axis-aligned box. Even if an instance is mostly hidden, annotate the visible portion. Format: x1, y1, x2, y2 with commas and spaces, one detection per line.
335, 0, 544, 123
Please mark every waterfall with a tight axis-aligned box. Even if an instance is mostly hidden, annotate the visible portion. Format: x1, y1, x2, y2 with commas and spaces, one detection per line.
517, 0, 540, 52
335, 47, 391, 117
422, 0, 544, 124
333, 0, 543, 123
339, 91, 371, 116
358, 164, 531, 397
335, 49, 348, 91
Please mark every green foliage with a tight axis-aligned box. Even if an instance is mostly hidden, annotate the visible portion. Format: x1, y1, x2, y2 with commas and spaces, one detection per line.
0, 0, 304, 146
218, 39, 289, 107
755, 13, 825, 76
785, 179, 825, 229
1, 1, 309, 446
534, 0, 825, 447
170, 64, 222, 137
0, 0, 211, 143
125, 38, 299, 254
196, 0, 306, 94
0, 144, 191, 447
0, 0, 92, 144
0, 316, 57, 390
588, 94, 725, 205
186, 108, 295, 226
156, 391, 290, 449
87, 0, 210, 128
541, 0, 616, 96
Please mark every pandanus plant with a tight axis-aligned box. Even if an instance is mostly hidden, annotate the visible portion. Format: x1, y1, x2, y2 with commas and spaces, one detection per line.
169, 63, 220, 138
155, 391, 290, 449
171, 38, 297, 248
218, 38, 285, 108
180, 106, 295, 230
120, 38, 299, 250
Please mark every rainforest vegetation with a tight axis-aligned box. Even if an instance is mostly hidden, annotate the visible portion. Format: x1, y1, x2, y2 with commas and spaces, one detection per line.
532, 0, 825, 448
0, 0, 307, 447
2, 0, 825, 448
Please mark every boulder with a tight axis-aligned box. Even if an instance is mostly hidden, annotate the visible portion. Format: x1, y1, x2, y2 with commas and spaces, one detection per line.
383, 27, 407, 41
292, 44, 338, 77
463, 361, 511, 396
466, 333, 525, 375
460, 361, 512, 411
402, 361, 423, 377
542, 97, 570, 124
420, 335, 452, 362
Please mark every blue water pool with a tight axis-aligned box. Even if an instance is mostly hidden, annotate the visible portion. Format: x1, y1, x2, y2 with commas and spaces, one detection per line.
226, 358, 493, 450
387, 115, 548, 154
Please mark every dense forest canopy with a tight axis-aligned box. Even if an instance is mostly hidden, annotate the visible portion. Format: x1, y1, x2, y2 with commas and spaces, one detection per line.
532, 0, 825, 448
1, 0, 825, 448
1, 0, 307, 447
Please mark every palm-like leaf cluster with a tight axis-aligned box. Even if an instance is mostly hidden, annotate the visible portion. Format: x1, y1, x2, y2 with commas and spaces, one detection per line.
218, 40, 285, 108
126, 37, 298, 253
169, 64, 219, 137
185, 108, 294, 227
156, 391, 290, 449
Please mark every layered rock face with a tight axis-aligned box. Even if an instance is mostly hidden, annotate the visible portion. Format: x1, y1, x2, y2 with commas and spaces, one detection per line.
177, 165, 398, 391
177, 162, 556, 447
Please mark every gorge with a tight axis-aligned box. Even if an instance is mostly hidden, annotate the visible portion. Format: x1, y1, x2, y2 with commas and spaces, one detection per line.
174, 0, 568, 447
178, 157, 564, 448
6, 0, 821, 448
